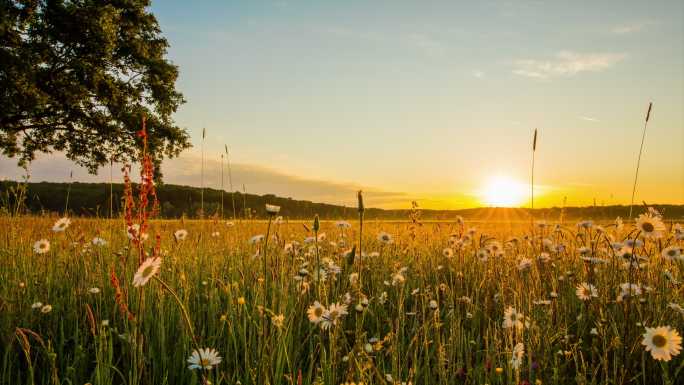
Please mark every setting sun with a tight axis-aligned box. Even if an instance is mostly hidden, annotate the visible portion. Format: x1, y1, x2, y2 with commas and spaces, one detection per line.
480, 176, 528, 207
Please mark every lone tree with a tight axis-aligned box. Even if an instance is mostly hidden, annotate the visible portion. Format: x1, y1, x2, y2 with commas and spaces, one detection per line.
0, 0, 190, 177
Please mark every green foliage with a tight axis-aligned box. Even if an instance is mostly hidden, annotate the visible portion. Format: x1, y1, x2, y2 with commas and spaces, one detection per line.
0, 0, 190, 177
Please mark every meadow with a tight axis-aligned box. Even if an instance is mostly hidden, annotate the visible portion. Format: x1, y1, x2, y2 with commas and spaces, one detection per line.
1, 206, 683, 385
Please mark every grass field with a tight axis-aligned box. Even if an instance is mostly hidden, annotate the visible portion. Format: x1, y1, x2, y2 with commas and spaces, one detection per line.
1, 210, 683, 385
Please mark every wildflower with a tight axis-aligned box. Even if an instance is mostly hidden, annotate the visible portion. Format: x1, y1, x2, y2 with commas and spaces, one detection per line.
249, 234, 264, 245
642, 326, 682, 361
132, 257, 161, 287
40, 304, 53, 314
668, 303, 684, 316
379, 291, 388, 304
391, 272, 405, 286
517, 258, 533, 271
511, 342, 525, 369
265, 204, 280, 215
495, 367, 504, 374
477, 248, 489, 262
335, 221, 351, 229
126, 224, 148, 241
174, 229, 188, 241
578, 220, 593, 229
307, 301, 325, 324
428, 300, 439, 310
575, 283, 598, 301
320, 302, 348, 330
590, 328, 598, 335
662, 246, 682, 261
88, 287, 101, 294
211, 231, 220, 238
377, 232, 393, 244
237, 297, 246, 306
272, 314, 285, 329
33, 239, 50, 254
187, 347, 222, 370
31, 302, 43, 309
503, 306, 528, 330
52, 217, 71, 232
636, 213, 666, 238
617, 282, 642, 302
349, 273, 359, 285
442, 248, 453, 258
226, 221, 235, 227
92, 237, 107, 246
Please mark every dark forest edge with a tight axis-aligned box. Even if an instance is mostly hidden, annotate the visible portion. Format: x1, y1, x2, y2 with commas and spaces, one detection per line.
1, 180, 682, 220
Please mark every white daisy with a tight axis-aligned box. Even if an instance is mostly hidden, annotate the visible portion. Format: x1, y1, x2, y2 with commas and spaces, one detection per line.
662, 246, 682, 261
33, 239, 50, 254
88, 287, 101, 294
636, 213, 666, 238
320, 302, 348, 330
52, 217, 71, 232
174, 229, 188, 241
510, 342, 525, 369
126, 224, 148, 241
187, 347, 222, 370
265, 204, 281, 215
132, 257, 162, 287
249, 234, 264, 245
307, 301, 326, 324
377, 232, 393, 244
575, 282, 598, 301
40, 304, 53, 314
31, 302, 43, 309
91, 237, 107, 246
503, 306, 527, 330
642, 326, 682, 361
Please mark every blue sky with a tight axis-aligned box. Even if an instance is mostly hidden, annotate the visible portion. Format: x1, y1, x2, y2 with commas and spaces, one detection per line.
2, 0, 682, 208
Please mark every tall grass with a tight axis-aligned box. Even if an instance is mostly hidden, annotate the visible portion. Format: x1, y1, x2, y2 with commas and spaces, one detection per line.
0, 212, 682, 384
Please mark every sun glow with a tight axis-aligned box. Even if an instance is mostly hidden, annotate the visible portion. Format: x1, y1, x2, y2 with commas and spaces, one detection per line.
480, 176, 528, 207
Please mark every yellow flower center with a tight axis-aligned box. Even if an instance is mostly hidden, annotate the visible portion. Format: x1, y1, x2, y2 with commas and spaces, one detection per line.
652, 334, 667, 348
314, 307, 323, 317
142, 265, 154, 278
200, 358, 210, 366
641, 222, 654, 233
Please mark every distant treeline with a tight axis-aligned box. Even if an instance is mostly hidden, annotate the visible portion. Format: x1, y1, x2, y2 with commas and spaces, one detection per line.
1, 181, 682, 220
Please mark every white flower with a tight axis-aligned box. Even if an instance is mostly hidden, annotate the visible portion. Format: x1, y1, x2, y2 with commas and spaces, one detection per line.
428, 300, 439, 310
88, 287, 101, 294
40, 304, 53, 314
91, 237, 107, 246
636, 213, 666, 238
31, 302, 43, 309
225, 221, 235, 227
132, 257, 162, 287
442, 248, 453, 258
211, 231, 220, 238
320, 302, 348, 330
52, 217, 71, 232
377, 232, 393, 244
249, 234, 264, 245
575, 282, 598, 301
187, 347, 222, 370
335, 221, 351, 229
642, 326, 682, 361
174, 229, 188, 241
510, 342, 525, 369
265, 204, 281, 215
307, 301, 326, 324
126, 224, 148, 241
517, 258, 532, 271
503, 306, 528, 330
662, 246, 682, 261
33, 239, 50, 254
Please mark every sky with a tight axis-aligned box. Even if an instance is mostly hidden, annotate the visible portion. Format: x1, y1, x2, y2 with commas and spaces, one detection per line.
1, 0, 683, 209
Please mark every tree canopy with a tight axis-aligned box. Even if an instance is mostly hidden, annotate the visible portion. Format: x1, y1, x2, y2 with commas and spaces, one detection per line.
0, 0, 190, 177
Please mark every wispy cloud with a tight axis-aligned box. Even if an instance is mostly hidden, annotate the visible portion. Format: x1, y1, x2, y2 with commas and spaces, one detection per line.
610, 20, 656, 35
512, 51, 626, 80
0, 153, 410, 209
579, 116, 600, 122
